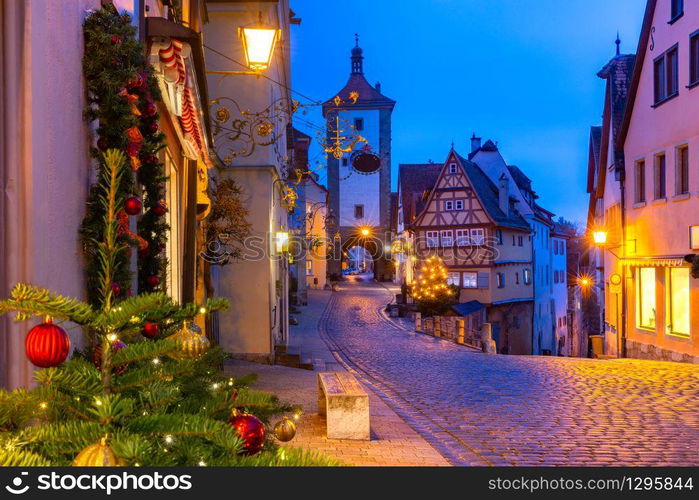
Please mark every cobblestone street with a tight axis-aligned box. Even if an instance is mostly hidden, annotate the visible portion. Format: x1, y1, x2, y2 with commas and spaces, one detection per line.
320, 276, 699, 466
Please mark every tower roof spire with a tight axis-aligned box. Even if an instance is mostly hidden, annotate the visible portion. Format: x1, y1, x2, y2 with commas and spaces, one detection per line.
351, 34, 364, 74
615, 31, 621, 56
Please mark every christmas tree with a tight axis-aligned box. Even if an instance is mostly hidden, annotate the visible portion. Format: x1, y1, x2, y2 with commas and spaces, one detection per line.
0, 150, 337, 466
410, 256, 458, 316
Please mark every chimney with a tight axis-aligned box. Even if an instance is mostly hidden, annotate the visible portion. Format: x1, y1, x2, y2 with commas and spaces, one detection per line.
470, 132, 481, 153
498, 174, 509, 216
375, 81, 381, 93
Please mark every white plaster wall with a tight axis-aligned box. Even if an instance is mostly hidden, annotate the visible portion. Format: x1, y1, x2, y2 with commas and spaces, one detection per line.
337, 108, 380, 227
1, 0, 99, 389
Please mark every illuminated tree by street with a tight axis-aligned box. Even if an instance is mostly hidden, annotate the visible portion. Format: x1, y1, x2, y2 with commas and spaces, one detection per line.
410, 256, 458, 316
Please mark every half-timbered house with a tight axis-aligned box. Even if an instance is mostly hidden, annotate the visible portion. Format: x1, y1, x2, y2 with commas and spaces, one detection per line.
406, 149, 535, 354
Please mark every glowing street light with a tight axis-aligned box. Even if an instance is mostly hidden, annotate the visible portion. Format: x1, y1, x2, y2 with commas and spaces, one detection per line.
359, 227, 371, 237
592, 229, 608, 245
239, 16, 281, 72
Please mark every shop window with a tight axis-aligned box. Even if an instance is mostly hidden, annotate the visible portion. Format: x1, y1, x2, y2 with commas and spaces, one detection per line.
637, 267, 657, 330
462, 271, 477, 288
668, 267, 690, 336
447, 272, 460, 286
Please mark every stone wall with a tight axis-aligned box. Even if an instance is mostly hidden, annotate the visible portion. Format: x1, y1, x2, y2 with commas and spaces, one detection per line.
626, 339, 699, 364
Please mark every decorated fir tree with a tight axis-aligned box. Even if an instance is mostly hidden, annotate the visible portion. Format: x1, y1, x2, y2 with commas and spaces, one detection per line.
0, 151, 337, 467
410, 256, 458, 316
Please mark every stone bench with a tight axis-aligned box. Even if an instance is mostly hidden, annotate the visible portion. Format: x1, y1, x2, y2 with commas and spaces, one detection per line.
317, 372, 370, 440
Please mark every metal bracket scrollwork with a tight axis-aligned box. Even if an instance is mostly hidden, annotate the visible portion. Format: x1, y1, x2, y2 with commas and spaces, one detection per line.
211, 96, 299, 163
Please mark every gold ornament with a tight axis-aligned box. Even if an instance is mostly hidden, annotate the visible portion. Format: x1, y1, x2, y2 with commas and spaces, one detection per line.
256, 121, 273, 137
72, 436, 120, 467
273, 416, 297, 442
168, 321, 210, 360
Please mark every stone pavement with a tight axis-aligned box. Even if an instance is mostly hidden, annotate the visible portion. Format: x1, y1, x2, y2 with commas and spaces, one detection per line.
319, 276, 699, 466
224, 286, 449, 466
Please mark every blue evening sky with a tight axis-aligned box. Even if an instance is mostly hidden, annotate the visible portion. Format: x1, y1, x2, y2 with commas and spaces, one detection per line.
289, 0, 647, 224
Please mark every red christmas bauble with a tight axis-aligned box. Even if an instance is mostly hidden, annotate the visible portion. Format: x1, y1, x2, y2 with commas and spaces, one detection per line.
152, 203, 167, 217
228, 412, 265, 455
111, 35, 122, 44
148, 121, 159, 133
146, 275, 160, 287
92, 339, 127, 374
141, 321, 159, 339
124, 196, 142, 216
143, 102, 157, 117
111, 282, 121, 295
25, 320, 71, 368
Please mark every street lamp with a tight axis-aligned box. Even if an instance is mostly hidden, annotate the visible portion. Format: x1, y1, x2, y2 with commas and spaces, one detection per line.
592, 229, 608, 245
359, 227, 371, 237
239, 18, 281, 72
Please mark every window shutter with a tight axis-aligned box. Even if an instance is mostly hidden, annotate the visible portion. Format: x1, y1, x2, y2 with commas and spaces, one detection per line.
477, 272, 489, 289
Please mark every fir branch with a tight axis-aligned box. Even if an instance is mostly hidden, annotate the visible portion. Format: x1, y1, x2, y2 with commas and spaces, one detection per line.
0, 448, 53, 467
0, 283, 95, 324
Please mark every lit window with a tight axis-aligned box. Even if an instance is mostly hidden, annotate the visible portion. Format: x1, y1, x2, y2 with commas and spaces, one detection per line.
306, 260, 313, 276
470, 228, 485, 245
668, 267, 690, 336
496, 229, 503, 245
449, 163, 457, 174
523, 268, 531, 285
440, 230, 453, 247
447, 272, 460, 286
455, 200, 464, 210
426, 231, 439, 248
444, 200, 454, 211
455, 229, 470, 246
637, 267, 656, 330
462, 271, 477, 289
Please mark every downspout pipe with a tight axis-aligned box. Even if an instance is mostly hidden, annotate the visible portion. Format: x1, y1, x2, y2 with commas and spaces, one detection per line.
616, 155, 627, 358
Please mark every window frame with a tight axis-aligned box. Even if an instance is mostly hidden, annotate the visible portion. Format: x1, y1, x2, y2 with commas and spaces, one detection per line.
690, 30, 699, 88
653, 44, 679, 106
454, 200, 464, 210
446, 271, 460, 287
670, 0, 683, 24
426, 230, 439, 248
523, 268, 531, 285
354, 204, 364, 219
654, 153, 667, 200
449, 163, 458, 174
462, 271, 477, 289
444, 200, 454, 211
636, 267, 657, 331
455, 229, 470, 246
470, 228, 485, 245
667, 267, 691, 337
496, 272, 505, 288
440, 229, 453, 247
675, 144, 689, 195
635, 159, 646, 203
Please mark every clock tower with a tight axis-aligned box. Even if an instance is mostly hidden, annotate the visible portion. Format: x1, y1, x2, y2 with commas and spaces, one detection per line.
323, 37, 395, 280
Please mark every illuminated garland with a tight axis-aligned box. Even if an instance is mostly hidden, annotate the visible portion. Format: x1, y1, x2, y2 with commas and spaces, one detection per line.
80, 4, 168, 305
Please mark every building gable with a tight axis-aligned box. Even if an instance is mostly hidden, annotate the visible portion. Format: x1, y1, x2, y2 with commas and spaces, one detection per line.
415, 151, 492, 228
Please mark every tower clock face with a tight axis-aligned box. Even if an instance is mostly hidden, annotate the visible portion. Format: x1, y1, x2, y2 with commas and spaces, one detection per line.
350, 151, 381, 174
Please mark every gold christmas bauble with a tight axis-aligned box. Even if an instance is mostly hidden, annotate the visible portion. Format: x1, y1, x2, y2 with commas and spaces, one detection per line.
72, 437, 120, 467
168, 321, 210, 360
273, 417, 297, 442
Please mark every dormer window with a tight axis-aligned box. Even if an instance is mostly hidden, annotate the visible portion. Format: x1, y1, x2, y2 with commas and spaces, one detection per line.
449, 163, 457, 174
455, 200, 464, 210
444, 200, 454, 211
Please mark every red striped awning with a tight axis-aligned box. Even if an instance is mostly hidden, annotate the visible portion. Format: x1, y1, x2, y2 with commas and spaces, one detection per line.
157, 38, 204, 153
